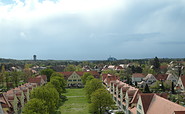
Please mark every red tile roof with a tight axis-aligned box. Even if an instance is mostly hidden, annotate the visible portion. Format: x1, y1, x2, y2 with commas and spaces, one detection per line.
140, 93, 154, 114
147, 94, 185, 114
174, 111, 185, 114
59, 71, 100, 79
180, 75, 185, 88
132, 73, 146, 78
154, 74, 168, 81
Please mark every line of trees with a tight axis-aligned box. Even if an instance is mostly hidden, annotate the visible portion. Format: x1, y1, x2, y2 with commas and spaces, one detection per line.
22, 70, 66, 114
83, 73, 114, 114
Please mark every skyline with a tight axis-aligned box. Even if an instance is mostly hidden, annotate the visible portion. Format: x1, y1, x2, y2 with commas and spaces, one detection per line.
0, 0, 185, 60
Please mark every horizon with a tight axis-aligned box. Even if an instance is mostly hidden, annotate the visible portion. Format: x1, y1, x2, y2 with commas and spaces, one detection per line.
1, 56, 185, 61
0, 0, 185, 60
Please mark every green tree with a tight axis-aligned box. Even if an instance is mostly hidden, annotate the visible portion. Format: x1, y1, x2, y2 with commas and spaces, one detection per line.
10, 71, 21, 87
143, 84, 150, 93
22, 98, 48, 114
171, 81, 175, 94
81, 72, 93, 85
5, 72, 10, 90
64, 65, 76, 71
153, 57, 160, 72
86, 75, 95, 83
40, 68, 54, 82
31, 86, 59, 113
85, 78, 103, 101
89, 88, 114, 114
0, 65, 5, 86
23, 64, 32, 82
51, 72, 66, 93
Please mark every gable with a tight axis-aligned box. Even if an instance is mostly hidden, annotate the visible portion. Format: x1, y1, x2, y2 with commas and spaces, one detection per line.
137, 96, 145, 114
68, 72, 81, 80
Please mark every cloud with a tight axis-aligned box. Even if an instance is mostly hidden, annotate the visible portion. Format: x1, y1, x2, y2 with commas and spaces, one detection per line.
0, 0, 185, 60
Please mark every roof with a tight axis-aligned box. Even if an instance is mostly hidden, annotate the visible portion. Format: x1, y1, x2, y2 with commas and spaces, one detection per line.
174, 111, 185, 114
154, 74, 168, 81
28, 75, 46, 85
140, 93, 155, 114
60, 71, 100, 79
180, 75, 185, 88
132, 73, 145, 78
28, 77, 42, 85
146, 94, 185, 114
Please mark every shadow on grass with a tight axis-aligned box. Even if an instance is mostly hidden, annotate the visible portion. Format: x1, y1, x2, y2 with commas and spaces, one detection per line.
54, 95, 68, 114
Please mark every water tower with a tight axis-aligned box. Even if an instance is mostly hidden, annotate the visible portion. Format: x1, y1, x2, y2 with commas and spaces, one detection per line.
33, 55, 36, 61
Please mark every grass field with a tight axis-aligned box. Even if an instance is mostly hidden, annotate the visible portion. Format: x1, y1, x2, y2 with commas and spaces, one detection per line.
57, 88, 90, 114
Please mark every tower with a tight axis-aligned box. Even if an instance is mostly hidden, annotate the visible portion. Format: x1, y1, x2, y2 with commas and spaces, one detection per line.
33, 55, 36, 61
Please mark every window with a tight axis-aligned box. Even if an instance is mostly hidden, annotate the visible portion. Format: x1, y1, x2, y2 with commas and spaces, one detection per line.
138, 105, 142, 110
68, 80, 72, 82
78, 79, 81, 81
137, 111, 141, 114
73, 79, 77, 81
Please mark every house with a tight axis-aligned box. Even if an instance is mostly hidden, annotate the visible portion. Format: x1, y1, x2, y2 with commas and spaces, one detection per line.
60, 71, 100, 87
103, 74, 185, 114
0, 93, 12, 114
0, 103, 3, 114
5, 90, 19, 114
143, 74, 157, 84
154, 74, 168, 81
0, 82, 39, 114
132, 73, 146, 83
137, 93, 185, 114
166, 74, 178, 84
102, 74, 119, 88
28, 75, 47, 86
177, 75, 185, 91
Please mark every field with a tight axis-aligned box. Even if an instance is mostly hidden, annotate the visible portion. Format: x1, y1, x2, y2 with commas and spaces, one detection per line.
57, 88, 90, 114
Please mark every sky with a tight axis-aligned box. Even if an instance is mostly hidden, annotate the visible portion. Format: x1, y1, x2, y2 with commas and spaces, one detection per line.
0, 0, 185, 60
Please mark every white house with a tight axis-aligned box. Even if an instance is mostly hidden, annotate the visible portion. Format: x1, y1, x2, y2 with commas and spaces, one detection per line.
177, 75, 185, 91
143, 74, 157, 84
132, 73, 145, 83
166, 74, 178, 84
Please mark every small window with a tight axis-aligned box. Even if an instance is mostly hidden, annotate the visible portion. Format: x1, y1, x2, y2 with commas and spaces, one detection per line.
73, 79, 77, 81
68, 80, 72, 82
78, 79, 81, 81
137, 111, 141, 114
138, 105, 142, 110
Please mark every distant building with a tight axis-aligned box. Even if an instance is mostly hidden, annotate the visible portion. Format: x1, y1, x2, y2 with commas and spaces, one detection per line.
33, 55, 36, 61
107, 56, 117, 61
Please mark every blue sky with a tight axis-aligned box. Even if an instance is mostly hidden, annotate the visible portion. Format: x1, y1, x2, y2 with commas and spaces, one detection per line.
0, 0, 185, 60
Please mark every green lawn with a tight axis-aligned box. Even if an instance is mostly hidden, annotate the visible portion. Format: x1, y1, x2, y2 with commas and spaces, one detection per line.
57, 88, 90, 114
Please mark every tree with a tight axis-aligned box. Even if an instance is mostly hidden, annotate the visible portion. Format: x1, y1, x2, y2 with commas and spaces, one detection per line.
64, 64, 76, 71
81, 72, 93, 85
31, 86, 59, 113
40, 68, 54, 82
85, 79, 103, 100
0, 65, 5, 86
171, 81, 175, 94
153, 57, 160, 72
10, 71, 21, 87
51, 72, 66, 93
89, 88, 114, 114
5, 72, 10, 90
22, 98, 48, 114
135, 82, 138, 87
23, 64, 32, 82
143, 84, 150, 93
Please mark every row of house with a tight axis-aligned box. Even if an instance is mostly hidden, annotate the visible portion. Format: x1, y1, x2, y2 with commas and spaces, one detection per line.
102, 74, 185, 114
132, 73, 185, 91
0, 75, 47, 114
